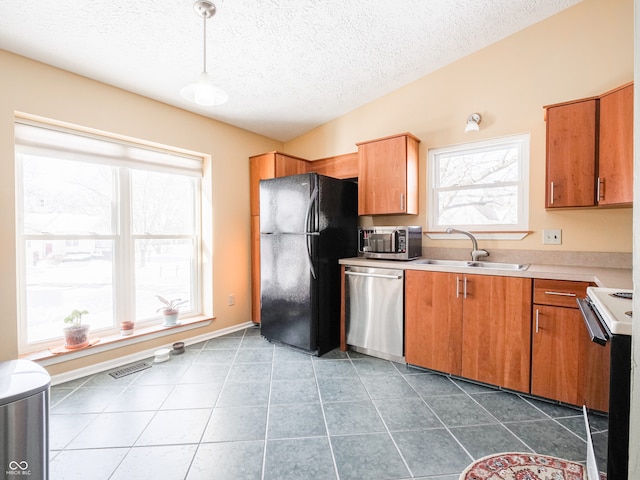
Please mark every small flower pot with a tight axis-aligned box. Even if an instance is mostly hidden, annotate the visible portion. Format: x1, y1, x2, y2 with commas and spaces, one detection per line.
63, 324, 90, 349
120, 321, 135, 336
162, 309, 179, 326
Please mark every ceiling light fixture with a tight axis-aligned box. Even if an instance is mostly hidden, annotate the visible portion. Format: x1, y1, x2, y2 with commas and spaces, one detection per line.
465, 113, 481, 133
180, 0, 228, 107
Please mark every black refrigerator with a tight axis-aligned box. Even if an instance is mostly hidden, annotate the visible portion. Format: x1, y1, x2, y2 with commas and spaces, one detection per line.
259, 172, 357, 355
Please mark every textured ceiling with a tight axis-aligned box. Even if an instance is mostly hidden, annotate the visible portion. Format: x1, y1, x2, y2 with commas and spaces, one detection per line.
0, 0, 581, 142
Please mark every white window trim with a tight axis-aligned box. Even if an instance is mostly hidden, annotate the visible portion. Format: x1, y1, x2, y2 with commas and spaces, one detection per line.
427, 133, 530, 240
14, 115, 208, 354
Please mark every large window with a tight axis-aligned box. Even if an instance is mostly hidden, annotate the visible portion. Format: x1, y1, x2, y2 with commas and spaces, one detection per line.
15, 120, 203, 352
428, 134, 529, 236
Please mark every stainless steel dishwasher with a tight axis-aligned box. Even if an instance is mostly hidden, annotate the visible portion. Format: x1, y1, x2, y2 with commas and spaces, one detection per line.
345, 265, 404, 362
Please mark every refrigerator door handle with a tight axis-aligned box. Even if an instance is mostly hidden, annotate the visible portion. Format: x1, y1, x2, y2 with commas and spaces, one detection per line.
304, 185, 319, 279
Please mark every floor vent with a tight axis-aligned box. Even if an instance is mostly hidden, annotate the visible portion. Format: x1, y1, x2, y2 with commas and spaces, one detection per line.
109, 362, 151, 379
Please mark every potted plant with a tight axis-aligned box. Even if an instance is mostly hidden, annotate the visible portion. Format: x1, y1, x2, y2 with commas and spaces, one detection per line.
63, 309, 90, 348
120, 320, 135, 336
156, 295, 188, 326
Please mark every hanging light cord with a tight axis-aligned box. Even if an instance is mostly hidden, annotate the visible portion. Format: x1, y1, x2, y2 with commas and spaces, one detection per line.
202, 12, 207, 74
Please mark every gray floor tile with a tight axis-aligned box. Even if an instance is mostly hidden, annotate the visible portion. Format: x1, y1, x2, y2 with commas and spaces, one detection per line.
49, 447, 128, 480
270, 378, 320, 405
317, 377, 369, 403
273, 346, 313, 363
523, 397, 582, 418
82, 370, 141, 387
360, 375, 419, 399
450, 424, 532, 459
313, 359, 358, 378
179, 364, 231, 384
227, 362, 272, 382
393, 428, 473, 477
556, 415, 591, 440
136, 408, 211, 446
203, 337, 242, 350
351, 358, 400, 376
49, 413, 98, 450
216, 381, 270, 407
133, 365, 189, 385
331, 433, 410, 480
68, 411, 154, 448
373, 397, 442, 431
49, 387, 74, 407
110, 444, 197, 480
471, 391, 548, 422
196, 349, 237, 364
323, 401, 386, 435
202, 405, 267, 442
234, 348, 275, 363
240, 336, 275, 349
161, 349, 199, 365
187, 441, 264, 480
504, 419, 588, 461
264, 437, 337, 480
51, 386, 126, 414
315, 348, 349, 360
105, 384, 174, 412
272, 360, 314, 380
452, 377, 503, 394
161, 382, 223, 409
405, 373, 465, 397
268, 403, 327, 439
425, 394, 499, 427
243, 326, 262, 336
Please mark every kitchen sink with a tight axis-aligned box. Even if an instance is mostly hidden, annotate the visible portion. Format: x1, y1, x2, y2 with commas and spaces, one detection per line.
411, 259, 529, 271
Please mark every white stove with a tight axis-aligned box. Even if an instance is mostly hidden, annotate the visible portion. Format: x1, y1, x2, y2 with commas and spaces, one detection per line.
586, 287, 633, 336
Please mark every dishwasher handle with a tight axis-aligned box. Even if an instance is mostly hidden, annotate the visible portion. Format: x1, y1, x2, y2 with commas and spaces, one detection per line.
344, 271, 402, 280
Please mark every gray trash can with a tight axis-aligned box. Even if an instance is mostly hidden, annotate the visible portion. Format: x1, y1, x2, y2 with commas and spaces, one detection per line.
0, 359, 50, 480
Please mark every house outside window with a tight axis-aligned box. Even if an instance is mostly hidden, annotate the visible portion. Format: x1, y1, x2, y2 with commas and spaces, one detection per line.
427, 134, 530, 238
15, 119, 203, 353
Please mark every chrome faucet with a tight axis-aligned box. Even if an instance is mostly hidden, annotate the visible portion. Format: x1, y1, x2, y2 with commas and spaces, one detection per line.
446, 228, 490, 262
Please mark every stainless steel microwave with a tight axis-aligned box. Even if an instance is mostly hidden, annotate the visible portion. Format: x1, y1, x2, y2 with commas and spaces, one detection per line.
357, 226, 422, 260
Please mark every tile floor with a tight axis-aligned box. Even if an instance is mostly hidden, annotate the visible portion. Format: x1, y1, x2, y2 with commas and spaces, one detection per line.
49, 326, 609, 479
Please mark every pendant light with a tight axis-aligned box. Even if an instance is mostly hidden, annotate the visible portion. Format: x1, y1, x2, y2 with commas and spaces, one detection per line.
180, 0, 228, 106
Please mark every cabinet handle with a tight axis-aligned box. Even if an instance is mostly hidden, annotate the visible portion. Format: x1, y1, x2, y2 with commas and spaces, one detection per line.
550, 181, 555, 205
597, 177, 604, 201
463, 277, 468, 299
544, 291, 577, 297
456, 276, 460, 298
535, 309, 540, 333
399, 193, 404, 211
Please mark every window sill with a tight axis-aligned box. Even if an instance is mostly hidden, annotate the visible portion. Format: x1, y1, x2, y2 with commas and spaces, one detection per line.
426, 231, 531, 241
19, 316, 214, 367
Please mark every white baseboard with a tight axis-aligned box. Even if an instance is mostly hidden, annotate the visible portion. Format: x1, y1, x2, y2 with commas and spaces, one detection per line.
50, 321, 256, 386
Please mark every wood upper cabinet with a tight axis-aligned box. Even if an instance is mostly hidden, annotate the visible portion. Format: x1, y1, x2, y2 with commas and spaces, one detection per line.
545, 98, 598, 208
544, 81, 633, 208
531, 279, 609, 411
461, 275, 532, 393
405, 270, 463, 375
405, 271, 531, 393
598, 82, 633, 206
357, 133, 420, 215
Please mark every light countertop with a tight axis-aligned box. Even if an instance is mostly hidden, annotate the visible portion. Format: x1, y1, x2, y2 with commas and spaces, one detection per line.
339, 257, 632, 289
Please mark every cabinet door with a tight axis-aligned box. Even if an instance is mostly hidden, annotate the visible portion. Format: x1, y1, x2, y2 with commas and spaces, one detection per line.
578, 329, 610, 412
531, 304, 581, 404
357, 134, 419, 215
545, 99, 597, 208
598, 83, 633, 206
249, 153, 276, 216
250, 215, 261, 323
405, 270, 463, 375
275, 153, 308, 177
462, 275, 532, 392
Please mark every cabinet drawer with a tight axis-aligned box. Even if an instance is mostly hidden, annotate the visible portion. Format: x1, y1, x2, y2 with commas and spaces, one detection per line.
533, 279, 590, 308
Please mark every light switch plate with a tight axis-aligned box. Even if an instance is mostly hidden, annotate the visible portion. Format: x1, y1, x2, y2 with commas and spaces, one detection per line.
543, 229, 562, 245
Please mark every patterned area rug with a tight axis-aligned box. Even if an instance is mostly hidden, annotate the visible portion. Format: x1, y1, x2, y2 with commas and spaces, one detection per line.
459, 452, 606, 480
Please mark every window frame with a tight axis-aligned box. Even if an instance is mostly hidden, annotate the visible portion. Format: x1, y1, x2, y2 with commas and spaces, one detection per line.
15, 118, 205, 354
427, 133, 530, 238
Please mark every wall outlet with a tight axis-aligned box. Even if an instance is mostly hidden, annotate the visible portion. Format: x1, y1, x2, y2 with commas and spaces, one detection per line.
543, 229, 562, 245
228, 294, 235, 306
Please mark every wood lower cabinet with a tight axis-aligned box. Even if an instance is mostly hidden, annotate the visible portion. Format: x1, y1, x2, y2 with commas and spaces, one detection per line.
405, 271, 532, 393
405, 270, 463, 375
531, 279, 609, 411
357, 133, 420, 215
461, 275, 532, 393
